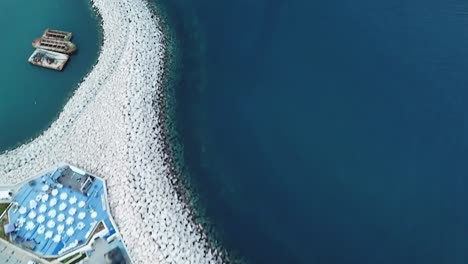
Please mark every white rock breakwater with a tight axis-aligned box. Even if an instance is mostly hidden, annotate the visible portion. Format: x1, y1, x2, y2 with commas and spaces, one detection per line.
0, 0, 222, 263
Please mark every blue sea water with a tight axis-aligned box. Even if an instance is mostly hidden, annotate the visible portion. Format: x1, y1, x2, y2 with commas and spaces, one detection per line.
0, 0, 100, 151
162, 0, 468, 263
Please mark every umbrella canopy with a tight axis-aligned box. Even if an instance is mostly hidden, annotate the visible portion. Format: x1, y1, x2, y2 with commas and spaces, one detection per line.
42, 185, 49, 192
69, 196, 77, 205
37, 214, 45, 224
19, 207, 27, 215
57, 224, 64, 234
47, 219, 56, 229
4, 223, 15, 234
53, 234, 61, 243
25, 221, 35, 231
48, 209, 57, 218
59, 203, 67, 211
51, 189, 58, 196
57, 214, 65, 222
68, 208, 77, 216
41, 194, 49, 203
66, 227, 74, 237
78, 212, 86, 220
29, 200, 37, 209
17, 217, 26, 227
78, 201, 85, 208
37, 225, 45, 235
91, 211, 97, 219
60, 192, 68, 201
45, 230, 53, 239
66, 217, 74, 226
77, 222, 85, 230
39, 204, 47, 213
57, 183, 63, 189
50, 198, 57, 207
28, 210, 37, 219
35, 194, 42, 202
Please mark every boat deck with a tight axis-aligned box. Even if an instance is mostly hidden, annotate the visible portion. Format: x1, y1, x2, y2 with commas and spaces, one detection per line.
28, 49, 69, 71
42, 29, 73, 41
33, 38, 76, 54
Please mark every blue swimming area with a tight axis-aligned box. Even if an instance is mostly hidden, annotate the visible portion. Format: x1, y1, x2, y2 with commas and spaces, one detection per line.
8, 166, 115, 257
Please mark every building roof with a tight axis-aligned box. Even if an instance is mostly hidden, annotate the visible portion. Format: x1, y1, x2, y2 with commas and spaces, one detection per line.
104, 247, 126, 264
8, 165, 116, 257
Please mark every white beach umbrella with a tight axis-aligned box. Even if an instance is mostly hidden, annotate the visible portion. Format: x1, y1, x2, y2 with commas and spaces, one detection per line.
50, 197, 57, 207
47, 219, 56, 229
59, 203, 67, 211
57, 184, 63, 189
53, 234, 61, 243
25, 221, 35, 231
78, 201, 85, 208
66, 227, 74, 237
68, 208, 77, 216
37, 225, 45, 235
41, 194, 49, 203
37, 214, 45, 224
57, 224, 64, 234
45, 230, 53, 239
35, 194, 42, 202
78, 212, 86, 220
90, 211, 97, 219
66, 217, 74, 226
29, 200, 37, 209
18, 217, 26, 227
69, 196, 77, 205
60, 192, 68, 201
57, 213, 65, 222
42, 185, 49, 192
51, 189, 58, 196
48, 209, 57, 218
28, 210, 37, 219
39, 204, 47, 213
76, 222, 85, 230
19, 207, 27, 215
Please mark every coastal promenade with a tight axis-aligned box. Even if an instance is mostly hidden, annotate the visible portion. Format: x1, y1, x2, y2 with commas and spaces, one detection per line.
0, 237, 44, 263
0, 0, 221, 263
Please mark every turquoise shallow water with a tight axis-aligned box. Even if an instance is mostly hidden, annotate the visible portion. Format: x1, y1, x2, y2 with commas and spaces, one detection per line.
0, 0, 100, 151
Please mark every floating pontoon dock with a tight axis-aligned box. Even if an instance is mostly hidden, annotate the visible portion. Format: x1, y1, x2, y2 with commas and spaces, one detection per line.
28, 49, 69, 71
29, 29, 77, 71
42, 28, 73, 41
32, 37, 77, 54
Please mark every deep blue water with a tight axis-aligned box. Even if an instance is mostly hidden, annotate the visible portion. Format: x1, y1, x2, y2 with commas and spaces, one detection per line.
163, 0, 468, 263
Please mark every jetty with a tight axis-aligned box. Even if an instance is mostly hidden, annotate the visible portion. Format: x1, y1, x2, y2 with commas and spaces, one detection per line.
29, 29, 77, 71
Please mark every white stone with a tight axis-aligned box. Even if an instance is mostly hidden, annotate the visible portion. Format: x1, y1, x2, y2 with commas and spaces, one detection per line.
0, 0, 223, 263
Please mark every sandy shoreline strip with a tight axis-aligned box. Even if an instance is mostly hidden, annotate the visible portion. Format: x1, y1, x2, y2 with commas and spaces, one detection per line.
0, 0, 221, 263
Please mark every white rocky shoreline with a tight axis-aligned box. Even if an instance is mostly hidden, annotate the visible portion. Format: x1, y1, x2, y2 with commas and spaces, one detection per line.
0, 0, 222, 263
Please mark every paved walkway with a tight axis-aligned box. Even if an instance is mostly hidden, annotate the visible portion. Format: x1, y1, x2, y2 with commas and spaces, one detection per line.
0, 238, 46, 264
0, 241, 37, 263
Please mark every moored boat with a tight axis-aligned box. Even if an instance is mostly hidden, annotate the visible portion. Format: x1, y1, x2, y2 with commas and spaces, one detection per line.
42, 29, 73, 41
32, 38, 77, 54
28, 49, 70, 71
